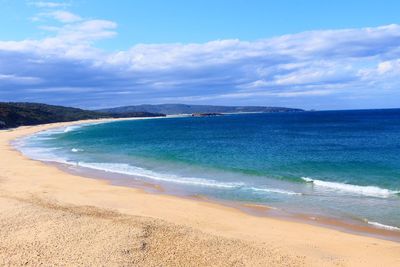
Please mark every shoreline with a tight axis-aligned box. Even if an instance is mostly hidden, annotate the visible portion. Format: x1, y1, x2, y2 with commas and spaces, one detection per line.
14, 117, 400, 242
53, 156, 400, 243
1, 118, 400, 266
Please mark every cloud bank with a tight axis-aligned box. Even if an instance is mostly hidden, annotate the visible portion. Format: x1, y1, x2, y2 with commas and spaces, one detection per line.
1, 4, 400, 109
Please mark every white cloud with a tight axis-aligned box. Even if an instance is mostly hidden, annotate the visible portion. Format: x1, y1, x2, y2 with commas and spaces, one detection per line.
377, 60, 400, 75
31, 10, 82, 23
0, 17, 117, 60
1, 11, 400, 109
378, 61, 393, 74
361, 59, 400, 74
0, 74, 42, 84
48, 10, 81, 23
30, 1, 69, 8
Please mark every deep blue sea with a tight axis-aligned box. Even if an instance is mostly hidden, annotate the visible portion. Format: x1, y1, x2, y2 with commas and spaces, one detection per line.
16, 110, 400, 230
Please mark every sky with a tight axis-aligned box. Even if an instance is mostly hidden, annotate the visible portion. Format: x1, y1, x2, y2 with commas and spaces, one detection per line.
0, 1, 400, 110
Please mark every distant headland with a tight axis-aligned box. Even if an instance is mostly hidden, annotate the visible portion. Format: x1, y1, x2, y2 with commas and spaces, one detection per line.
97, 103, 304, 115
0, 102, 303, 129
0, 102, 165, 129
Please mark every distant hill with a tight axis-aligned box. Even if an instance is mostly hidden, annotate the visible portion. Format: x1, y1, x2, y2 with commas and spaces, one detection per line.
98, 104, 303, 115
0, 102, 165, 129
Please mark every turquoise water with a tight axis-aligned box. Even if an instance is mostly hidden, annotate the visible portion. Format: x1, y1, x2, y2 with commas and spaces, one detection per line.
17, 110, 400, 230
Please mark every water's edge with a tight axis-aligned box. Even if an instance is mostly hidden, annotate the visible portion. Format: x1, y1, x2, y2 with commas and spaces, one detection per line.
10, 117, 400, 243
49, 159, 400, 243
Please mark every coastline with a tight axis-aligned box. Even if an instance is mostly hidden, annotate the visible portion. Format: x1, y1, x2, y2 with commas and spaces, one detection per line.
1, 119, 400, 266
54, 157, 400, 243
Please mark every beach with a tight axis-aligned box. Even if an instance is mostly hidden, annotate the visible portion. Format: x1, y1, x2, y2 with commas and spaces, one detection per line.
0, 119, 399, 266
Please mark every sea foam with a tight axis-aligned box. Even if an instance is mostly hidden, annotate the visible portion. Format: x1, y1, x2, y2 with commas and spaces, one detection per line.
76, 162, 302, 196
63, 125, 84, 133
365, 220, 400, 231
15, 145, 68, 164
302, 177, 399, 198
249, 187, 302, 196
78, 162, 245, 189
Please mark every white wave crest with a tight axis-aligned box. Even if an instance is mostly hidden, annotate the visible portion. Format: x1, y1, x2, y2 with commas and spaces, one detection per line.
302, 177, 399, 198
71, 148, 83, 153
365, 220, 400, 231
249, 187, 302, 195
63, 125, 83, 133
75, 162, 304, 196
77, 162, 245, 189
15, 146, 68, 165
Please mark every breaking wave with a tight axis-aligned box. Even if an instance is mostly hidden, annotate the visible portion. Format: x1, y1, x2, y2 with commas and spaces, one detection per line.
302, 177, 399, 198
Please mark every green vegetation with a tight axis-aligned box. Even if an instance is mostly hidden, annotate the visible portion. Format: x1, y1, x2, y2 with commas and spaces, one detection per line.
0, 102, 165, 129
98, 104, 304, 115
0, 102, 303, 129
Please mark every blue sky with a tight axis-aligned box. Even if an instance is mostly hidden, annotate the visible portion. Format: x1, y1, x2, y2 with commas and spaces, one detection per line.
1, 0, 400, 109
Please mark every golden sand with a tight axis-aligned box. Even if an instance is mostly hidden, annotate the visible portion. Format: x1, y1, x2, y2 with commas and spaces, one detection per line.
0, 119, 399, 266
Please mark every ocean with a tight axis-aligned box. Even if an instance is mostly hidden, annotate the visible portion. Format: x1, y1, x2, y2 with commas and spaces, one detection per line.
15, 109, 400, 231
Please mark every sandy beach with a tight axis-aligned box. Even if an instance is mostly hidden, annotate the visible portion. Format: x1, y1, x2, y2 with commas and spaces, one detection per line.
0, 119, 399, 266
